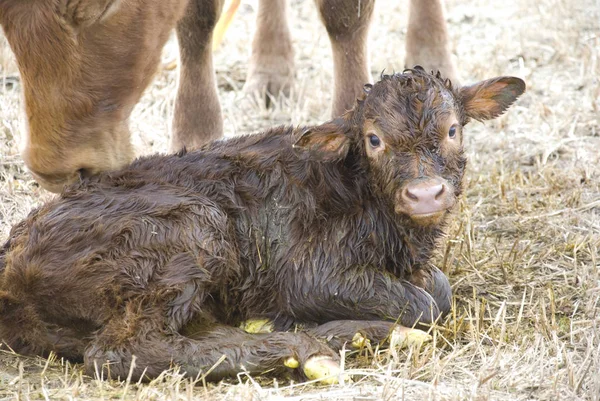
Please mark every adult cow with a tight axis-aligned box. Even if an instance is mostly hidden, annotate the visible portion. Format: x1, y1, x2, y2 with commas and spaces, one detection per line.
0, 0, 456, 193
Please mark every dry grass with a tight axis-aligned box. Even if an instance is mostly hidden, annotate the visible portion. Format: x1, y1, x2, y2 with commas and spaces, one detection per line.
1, 0, 599, 399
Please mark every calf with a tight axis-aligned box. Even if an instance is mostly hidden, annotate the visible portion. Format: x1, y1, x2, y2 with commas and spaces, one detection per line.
0, 68, 525, 383
0, 0, 456, 193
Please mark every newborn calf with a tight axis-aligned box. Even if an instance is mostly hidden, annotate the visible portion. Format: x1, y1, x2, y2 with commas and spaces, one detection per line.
0, 68, 525, 383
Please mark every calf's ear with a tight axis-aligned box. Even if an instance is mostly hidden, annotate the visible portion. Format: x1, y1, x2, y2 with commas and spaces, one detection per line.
460, 77, 526, 121
293, 119, 350, 162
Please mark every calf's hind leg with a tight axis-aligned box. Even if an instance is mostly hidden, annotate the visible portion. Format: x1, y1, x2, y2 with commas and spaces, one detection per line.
85, 309, 340, 383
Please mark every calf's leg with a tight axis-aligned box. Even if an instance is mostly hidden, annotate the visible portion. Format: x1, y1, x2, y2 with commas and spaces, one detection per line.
285, 267, 450, 330
172, 0, 225, 152
244, 0, 295, 104
405, 0, 458, 83
406, 266, 452, 318
85, 307, 340, 383
307, 320, 431, 351
315, 0, 375, 116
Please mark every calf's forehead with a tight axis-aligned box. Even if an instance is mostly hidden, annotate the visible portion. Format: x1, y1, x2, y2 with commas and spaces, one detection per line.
364, 79, 459, 136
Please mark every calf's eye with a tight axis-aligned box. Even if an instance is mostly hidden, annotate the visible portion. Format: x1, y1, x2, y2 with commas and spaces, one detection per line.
448, 125, 458, 139
368, 134, 381, 148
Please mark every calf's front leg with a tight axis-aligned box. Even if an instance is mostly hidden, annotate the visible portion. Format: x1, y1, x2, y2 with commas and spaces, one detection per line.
284, 266, 450, 330
406, 265, 452, 317
307, 320, 432, 351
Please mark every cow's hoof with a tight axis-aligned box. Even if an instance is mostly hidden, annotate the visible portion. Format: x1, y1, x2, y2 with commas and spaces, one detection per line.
243, 57, 294, 107
351, 332, 370, 349
240, 318, 274, 334
390, 326, 432, 349
303, 355, 344, 384
243, 72, 292, 97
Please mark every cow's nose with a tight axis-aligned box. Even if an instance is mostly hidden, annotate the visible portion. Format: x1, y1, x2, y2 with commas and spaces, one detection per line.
402, 181, 446, 215
78, 168, 95, 180
27, 169, 75, 193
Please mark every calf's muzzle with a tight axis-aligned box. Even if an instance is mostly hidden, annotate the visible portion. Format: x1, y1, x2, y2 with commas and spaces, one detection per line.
395, 177, 456, 225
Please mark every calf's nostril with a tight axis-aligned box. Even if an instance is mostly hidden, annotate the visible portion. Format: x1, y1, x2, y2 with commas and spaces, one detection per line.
434, 184, 446, 200
405, 184, 444, 203
404, 188, 419, 202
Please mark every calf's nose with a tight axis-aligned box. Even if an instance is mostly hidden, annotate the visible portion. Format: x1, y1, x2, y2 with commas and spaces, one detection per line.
402, 181, 447, 215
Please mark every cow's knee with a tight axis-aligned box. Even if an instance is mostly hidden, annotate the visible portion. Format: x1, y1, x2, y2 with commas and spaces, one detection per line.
315, 0, 374, 41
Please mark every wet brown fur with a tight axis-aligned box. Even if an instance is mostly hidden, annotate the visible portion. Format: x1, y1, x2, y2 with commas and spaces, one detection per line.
0, 68, 525, 382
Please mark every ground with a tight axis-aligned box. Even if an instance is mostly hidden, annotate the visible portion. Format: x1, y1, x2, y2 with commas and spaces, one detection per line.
0, 0, 599, 400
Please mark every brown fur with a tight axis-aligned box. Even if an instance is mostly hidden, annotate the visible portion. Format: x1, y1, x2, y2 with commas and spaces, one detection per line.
0, 69, 525, 382
0, 0, 458, 193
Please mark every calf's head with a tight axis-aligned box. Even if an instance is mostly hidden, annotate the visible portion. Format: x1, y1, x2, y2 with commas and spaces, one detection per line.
0, 0, 186, 192
295, 68, 525, 226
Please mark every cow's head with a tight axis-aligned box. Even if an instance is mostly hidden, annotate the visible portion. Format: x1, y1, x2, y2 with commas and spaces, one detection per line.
295, 67, 525, 226
0, 0, 186, 192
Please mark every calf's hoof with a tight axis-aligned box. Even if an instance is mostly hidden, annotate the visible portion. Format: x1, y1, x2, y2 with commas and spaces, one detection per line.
240, 318, 274, 333
284, 356, 300, 369
351, 332, 370, 349
390, 326, 432, 349
282, 348, 345, 384
303, 355, 346, 384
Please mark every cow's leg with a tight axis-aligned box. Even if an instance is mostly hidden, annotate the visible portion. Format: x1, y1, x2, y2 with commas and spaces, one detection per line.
315, 0, 375, 116
85, 318, 340, 382
405, 0, 458, 83
307, 320, 431, 351
172, 0, 225, 152
244, 0, 295, 105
